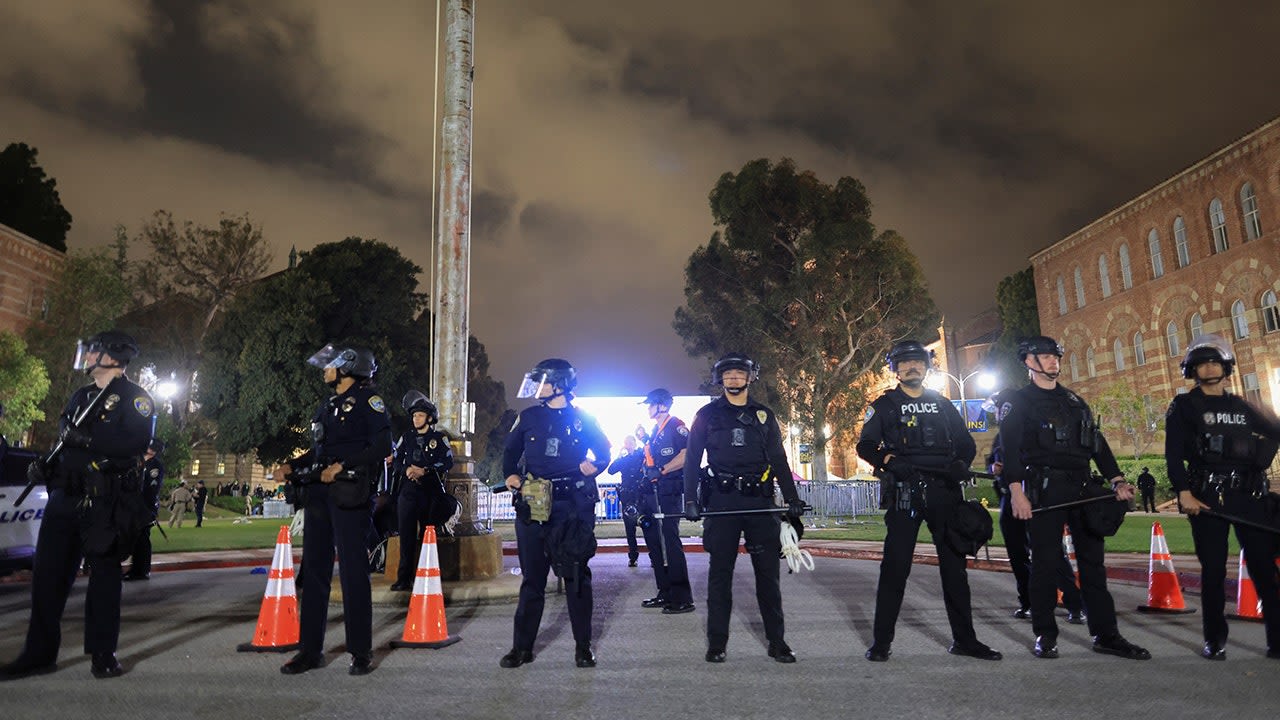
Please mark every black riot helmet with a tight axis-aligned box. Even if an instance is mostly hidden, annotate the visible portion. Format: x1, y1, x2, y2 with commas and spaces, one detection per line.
885, 340, 934, 372
1180, 334, 1235, 380
1016, 336, 1064, 363
517, 358, 578, 399
641, 388, 674, 409
307, 343, 378, 379
712, 353, 759, 385
74, 330, 139, 372
402, 389, 439, 423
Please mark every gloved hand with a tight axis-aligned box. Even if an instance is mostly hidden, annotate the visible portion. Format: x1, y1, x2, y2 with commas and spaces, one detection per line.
60, 426, 91, 449
948, 459, 973, 487
786, 498, 806, 520
684, 500, 701, 521
885, 456, 915, 481
26, 457, 47, 485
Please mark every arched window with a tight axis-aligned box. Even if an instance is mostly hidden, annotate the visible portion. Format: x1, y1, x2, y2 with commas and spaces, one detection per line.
1232, 299, 1249, 339
1241, 182, 1262, 241
1086, 347, 1096, 377
1210, 198, 1229, 252
1174, 216, 1190, 267
1133, 332, 1146, 366
1263, 290, 1279, 334
1056, 276, 1068, 315
1190, 312, 1203, 339
1099, 255, 1112, 298
1068, 353, 1078, 381
1148, 229, 1164, 278
1113, 339, 1126, 371
1119, 244, 1133, 289
1074, 266, 1086, 308
1166, 321, 1181, 357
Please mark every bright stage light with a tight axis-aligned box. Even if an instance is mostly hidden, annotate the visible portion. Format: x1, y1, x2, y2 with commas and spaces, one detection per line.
571, 394, 714, 463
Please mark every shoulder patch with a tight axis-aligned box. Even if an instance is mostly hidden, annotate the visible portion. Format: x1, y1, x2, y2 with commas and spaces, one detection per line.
134, 396, 153, 417
998, 402, 1012, 423
677, 425, 689, 436
864, 406, 875, 421
756, 410, 768, 424
368, 395, 386, 413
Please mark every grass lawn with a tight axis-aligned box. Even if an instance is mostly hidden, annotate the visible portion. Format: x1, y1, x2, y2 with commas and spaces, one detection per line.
153, 507, 1233, 558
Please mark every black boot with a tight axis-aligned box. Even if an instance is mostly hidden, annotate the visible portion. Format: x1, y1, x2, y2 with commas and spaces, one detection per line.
280, 651, 325, 675
499, 648, 534, 668
574, 643, 596, 668
90, 653, 124, 679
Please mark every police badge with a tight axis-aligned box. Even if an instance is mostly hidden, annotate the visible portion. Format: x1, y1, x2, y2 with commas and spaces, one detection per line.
1203, 412, 1216, 426
756, 410, 767, 424
104, 394, 120, 411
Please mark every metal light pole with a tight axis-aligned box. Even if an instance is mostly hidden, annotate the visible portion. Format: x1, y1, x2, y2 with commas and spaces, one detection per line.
429, 0, 501, 580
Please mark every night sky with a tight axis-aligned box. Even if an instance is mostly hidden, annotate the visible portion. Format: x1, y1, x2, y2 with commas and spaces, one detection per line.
5, 1, 1280, 399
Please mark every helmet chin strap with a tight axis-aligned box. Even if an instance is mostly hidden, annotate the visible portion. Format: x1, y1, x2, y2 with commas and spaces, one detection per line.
1028, 356, 1060, 381
724, 384, 747, 396
84, 356, 124, 376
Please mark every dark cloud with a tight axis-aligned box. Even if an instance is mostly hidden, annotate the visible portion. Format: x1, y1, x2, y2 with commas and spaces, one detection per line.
5, 0, 1280, 403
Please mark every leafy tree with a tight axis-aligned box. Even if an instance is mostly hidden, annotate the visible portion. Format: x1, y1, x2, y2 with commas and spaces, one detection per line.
23, 250, 132, 448
989, 267, 1039, 392
200, 238, 428, 465
0, 331, 50, 442
1093, 381, 1163, 459
674, 158, 940, 481
0, 143, 72, 252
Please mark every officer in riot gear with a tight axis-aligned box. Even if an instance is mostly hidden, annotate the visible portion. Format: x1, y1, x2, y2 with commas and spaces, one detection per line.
123, 438, 167, 581
606, 434, 645, 566
1000, 336, 1149, 660
500, 359, 611, 669
683, 353, 805, 663
390, 390, 454, 591
274, 343, 392, 676
985, 421, 1085, 624
857, 340, 1001, 662
1166, 334, 1280, 660
1, 331, 155, 681
637, 387, 695, 614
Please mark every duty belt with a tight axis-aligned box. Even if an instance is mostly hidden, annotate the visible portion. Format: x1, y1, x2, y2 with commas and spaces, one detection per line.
1192, 469, 1265, 500
708, 467, 773, 496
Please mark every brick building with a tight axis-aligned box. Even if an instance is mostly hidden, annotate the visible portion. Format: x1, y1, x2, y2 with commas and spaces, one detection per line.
0, 222, 63, 334
1031, 117, 1280, 453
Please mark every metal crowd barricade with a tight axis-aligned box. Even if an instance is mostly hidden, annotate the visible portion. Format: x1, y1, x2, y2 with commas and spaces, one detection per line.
795, 478, 881, 527
480, 486, 623, 532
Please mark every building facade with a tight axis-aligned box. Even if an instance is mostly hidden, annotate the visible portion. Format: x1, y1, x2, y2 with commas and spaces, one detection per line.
0, 222, 63, 334
1032, 117, 1280, 453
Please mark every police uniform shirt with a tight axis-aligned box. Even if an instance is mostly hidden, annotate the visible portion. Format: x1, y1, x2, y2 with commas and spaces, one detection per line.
502, 404, 611, 480
56, 377, 155, 479
681, 396, 799, 503
998, 383, 1122, 491
607, 449, 645, 494
1164, 387, 1280, 494
855, 386, 975, 471
291, 384, 393, 472
142, 456, 165, 510
645, 416, 689, 488
393, 429, 455, 479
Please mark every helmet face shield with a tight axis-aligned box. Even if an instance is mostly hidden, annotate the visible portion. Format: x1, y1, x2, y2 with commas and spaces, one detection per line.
517, 372, 547, 399
72, 339, 96, 371
307, 343, 342, 369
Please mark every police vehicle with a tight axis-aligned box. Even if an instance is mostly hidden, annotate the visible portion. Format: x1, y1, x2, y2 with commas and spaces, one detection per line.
0, 443, 45, 575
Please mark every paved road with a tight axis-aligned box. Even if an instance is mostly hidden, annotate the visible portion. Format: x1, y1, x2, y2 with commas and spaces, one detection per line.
0, 553, 1275, 720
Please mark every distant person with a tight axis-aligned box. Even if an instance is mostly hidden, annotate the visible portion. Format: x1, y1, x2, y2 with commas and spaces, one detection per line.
194, 480, 208, 527
168, 480, 193, 528
607, 435, 645, 567
389, 391, 454, 591
1136, 467, 1157, 513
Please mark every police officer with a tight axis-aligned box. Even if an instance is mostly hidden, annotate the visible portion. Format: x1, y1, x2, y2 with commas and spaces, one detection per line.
857, 340, 1001, 662
124, 438, 166, 581
0, 330, 155, 680
500, 359, 610, 669
1166, 334, 1280, 660
683, 353, 804, 663
275, 344, 391, 676
606, 434, 644, 566
637, 388, 695, 614
390, 390, 454, 591
1000, 336, 1149, 660
1136, 467, 1157, 513
986, 424, 1085, 624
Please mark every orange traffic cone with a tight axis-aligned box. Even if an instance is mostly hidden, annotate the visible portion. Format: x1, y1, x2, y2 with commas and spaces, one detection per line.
390, 526, 461, 649
1137, 521, 1195, 614
1227, 550, 1263, 622
237, 526, 301, 652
